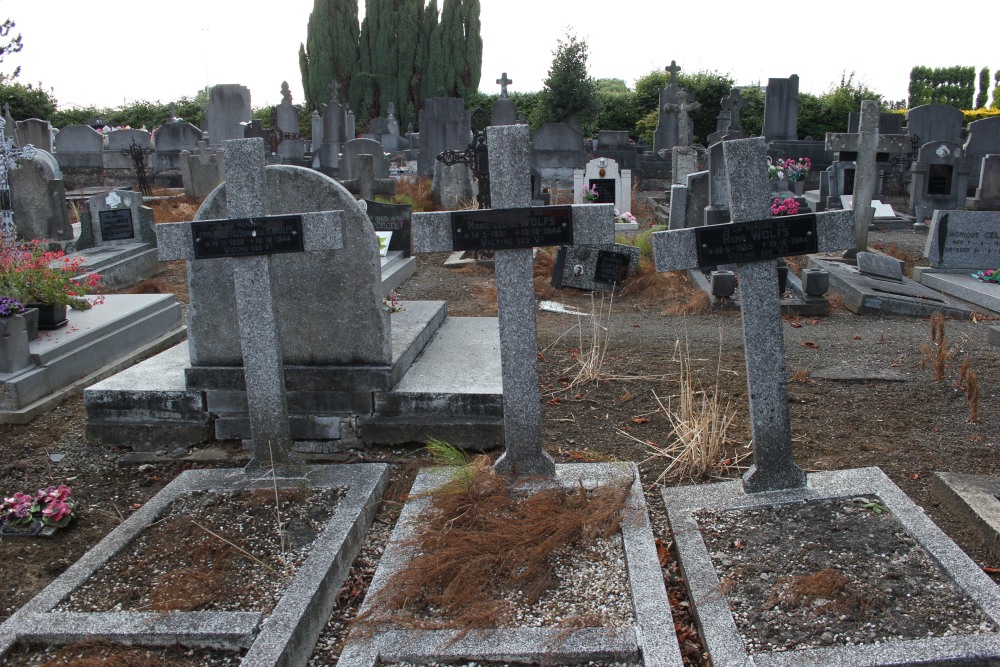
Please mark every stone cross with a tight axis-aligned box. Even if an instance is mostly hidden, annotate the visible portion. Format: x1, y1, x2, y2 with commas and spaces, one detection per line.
0, 117, 36, 244
825, 100, 910, 257
329, 79, 340, 104
665, 60, 681, 86
651, 137, 853, 493
342, 153, 396, 200
412, 124, 615, 478
664, 91, 701, 148
496, 72, 513, 99
721, 89, 749, 134
156, 138, 344, 476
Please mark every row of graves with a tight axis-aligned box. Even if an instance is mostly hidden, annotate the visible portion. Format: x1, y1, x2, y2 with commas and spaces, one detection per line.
2, 128, 999, 665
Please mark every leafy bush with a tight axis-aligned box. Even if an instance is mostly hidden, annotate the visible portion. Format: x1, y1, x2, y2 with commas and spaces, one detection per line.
0, 81, 56, 121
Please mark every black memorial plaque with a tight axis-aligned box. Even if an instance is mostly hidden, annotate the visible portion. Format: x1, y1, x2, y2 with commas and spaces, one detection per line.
694, 213, 818, 266
594, 250, 631, 284
365, 200, 413, 256
192, 215, 304, 260
589, 179, 617, 204
452, 206, 573, 251
98, 209, 135, 241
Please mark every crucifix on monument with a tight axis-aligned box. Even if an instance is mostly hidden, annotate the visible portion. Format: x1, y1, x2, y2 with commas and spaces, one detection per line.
436, 107, 491, 209
720, 88, 749, 135
121, 138, 154, 196
155, 138, 344, 477
413, 124, 616, 478
496, 72, 512, 99
652, 137, 853, 493
825, 99, 910, 257
0, 118, 36, 244
664, 90, 701, 148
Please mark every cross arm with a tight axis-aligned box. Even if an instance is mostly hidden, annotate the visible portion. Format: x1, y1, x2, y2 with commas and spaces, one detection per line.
651, 209, 855, 273
412, 204, 616, 254
156, 211, 344, 261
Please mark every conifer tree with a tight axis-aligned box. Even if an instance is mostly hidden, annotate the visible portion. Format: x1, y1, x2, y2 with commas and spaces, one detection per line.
299, 0, 360, 111
976, 67, 991, 109
536, 30, 597, 127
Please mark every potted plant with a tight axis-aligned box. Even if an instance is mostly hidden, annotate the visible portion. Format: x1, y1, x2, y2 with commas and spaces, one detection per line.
1, 484, 78, 535
0, 240, 103, 329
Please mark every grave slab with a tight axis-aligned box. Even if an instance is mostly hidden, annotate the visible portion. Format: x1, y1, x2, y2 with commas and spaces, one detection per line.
0, 464, 390, 667
663, 466, 1000, 667
809, 255, 973, 318
337, 463, 683, 666
1, 294, 185, 423
931, 472, 1000, 563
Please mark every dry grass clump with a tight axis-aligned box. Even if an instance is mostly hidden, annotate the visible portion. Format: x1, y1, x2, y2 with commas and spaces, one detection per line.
766, 568, 872, 617
357, 459, 630, 633
637, 335, 742, 483
619, 269, 710, 315
378, 175, 436, 211
148, 196, 204, 223
789, 368, 810, 383
25, 639, 223, 666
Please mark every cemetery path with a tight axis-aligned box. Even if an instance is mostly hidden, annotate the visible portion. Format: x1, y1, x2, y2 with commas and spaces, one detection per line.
2, 245, 999, 662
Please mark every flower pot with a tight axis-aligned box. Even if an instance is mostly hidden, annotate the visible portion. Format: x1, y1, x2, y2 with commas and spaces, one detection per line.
28, 303, 69, 330
22, 307, 39, 341
0, 314, 32, 374
793, 181, 805, 196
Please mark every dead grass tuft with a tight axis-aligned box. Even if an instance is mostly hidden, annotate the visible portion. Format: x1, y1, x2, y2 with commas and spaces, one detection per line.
790, 368, 810, 383
148, 196, 204, 224
766, 568, 872, 617
620, 270, 709, 316
379, 175, 436, 211
967, 370, 981, 423
639, 335, 743, 483
930, 311, 945, 343
825, 290, 844, 311
533, 247, 557, 300
471, 285, 497, 314
356, 464, 630, 634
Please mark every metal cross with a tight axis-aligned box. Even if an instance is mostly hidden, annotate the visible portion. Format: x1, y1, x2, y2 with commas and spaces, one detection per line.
121, 139, 154, 196
436, 107, 491, 209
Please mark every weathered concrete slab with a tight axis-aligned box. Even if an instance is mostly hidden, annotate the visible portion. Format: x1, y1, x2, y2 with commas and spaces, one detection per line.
0, 464, 390, 667
662, 467, 1000, 666
931, 472, 1000, 563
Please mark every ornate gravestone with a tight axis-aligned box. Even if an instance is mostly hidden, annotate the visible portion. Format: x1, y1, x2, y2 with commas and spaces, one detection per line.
121, 139, 154, 196
653, 60, 684, 155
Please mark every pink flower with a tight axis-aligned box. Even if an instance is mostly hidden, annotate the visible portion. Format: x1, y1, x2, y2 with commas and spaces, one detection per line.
42, 500, 72, 523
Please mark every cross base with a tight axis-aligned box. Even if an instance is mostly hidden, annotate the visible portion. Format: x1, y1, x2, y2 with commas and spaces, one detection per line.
743, 462, 807, 494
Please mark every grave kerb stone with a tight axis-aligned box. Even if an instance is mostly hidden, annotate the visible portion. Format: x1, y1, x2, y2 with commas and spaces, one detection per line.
412, 124, 615, 478
651, 137, 854, 493
156, 138, 345, 475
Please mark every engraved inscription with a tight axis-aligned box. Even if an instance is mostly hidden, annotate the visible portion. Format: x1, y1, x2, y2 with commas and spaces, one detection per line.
98, 209, 135, 241
594, 250, 631, 284
695, 214, 819, 266
191, 215, 304, 259
452, 206, 574, 251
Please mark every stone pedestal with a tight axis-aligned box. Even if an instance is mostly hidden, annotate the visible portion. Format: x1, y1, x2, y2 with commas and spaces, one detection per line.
0, 315, 32, 375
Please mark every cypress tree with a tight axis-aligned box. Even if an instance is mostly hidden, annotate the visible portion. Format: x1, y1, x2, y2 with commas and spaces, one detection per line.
977, 67, 991, 109
422, 0, 447, 100
536, 31, 598, 127
300, 0, 360, 111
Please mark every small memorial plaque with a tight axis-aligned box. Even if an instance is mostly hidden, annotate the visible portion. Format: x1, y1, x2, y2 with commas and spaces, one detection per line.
98, 209, 135, 241
594, 250, 631, 284
192, 215, 304, 260
452, 206, 573, 251
365, 200, 412, 256
694, 213, 819, 266
589, 178, 617, 204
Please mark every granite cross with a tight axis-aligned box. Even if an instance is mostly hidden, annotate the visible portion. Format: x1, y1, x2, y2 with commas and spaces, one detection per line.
665, 60, 681, 86
412, 124, 616, 478
342, 154, 395, 200
651, 137, 853, 493
664, 91, 701, 148
496, 72, 513, 99
720, 88, 749, 134
825, 100, 910, 257
155, 138, 344, 476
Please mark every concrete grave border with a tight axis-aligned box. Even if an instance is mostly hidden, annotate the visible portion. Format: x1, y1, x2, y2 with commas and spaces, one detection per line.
662, 466, 1000, 666
931, 472, 1000, 563
338, 462, 683, 666
0, 464, 390, 667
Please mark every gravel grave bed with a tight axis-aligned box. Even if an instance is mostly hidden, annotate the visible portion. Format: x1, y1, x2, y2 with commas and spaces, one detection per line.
59, 486, 344, 614
6, 640, 245, 666
697, 496, 997, 653
378, 661, 640, 666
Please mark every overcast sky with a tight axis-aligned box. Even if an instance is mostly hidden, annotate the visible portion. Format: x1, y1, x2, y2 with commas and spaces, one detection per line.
4, 0, 996, 112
